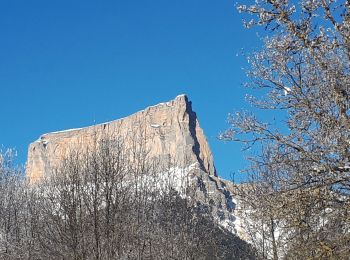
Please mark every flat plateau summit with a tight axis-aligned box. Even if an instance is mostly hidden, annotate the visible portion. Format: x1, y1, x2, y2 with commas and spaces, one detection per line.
26, 94, 239, 233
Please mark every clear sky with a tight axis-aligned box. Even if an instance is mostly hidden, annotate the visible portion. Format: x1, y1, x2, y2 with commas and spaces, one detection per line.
0, 0, 261, 181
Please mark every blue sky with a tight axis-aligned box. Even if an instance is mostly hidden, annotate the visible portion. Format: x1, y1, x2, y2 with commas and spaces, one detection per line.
0, 0, 261, 181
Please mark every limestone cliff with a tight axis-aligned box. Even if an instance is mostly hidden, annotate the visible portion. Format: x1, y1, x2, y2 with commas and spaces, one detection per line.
27, 95, 216, 181
26, 95, 238, 233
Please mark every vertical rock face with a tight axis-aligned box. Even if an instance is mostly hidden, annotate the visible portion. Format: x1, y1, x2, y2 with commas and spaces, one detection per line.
26, 95, 216, 182
26, 94, 238, 233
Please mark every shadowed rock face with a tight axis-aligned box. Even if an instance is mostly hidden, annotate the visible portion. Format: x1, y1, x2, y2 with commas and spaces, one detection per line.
26, 95, 239, 234
26, 95, 216, 182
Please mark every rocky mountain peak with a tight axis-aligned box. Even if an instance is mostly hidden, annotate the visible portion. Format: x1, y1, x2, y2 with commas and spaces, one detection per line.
26, 95, 238, 234
26, 94, 216, 182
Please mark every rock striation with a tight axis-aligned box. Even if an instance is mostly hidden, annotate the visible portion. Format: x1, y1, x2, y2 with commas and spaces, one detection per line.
26, 94, 238, 233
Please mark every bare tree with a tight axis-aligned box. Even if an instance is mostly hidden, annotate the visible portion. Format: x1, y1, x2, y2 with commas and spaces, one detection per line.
0, 149, 40, 260
25, 127, 255, 259
222, 0, 350, 258
1, 120, 256, 259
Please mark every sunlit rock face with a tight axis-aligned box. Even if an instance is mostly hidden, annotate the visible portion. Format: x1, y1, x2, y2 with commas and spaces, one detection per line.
26, 95, 239, 233
26, 95, 216, 181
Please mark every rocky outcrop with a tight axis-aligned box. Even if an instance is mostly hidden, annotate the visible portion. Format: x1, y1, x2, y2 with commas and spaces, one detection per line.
26, 94, 239, 233
27, 95, 217, 181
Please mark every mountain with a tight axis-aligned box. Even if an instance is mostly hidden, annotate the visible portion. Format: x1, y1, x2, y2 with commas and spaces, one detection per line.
26, 94, 240, 235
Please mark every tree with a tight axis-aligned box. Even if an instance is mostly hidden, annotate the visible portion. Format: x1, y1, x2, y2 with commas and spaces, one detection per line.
0, 127, 255, 259
222, 0, 350, 258
0, 149, 40, 260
